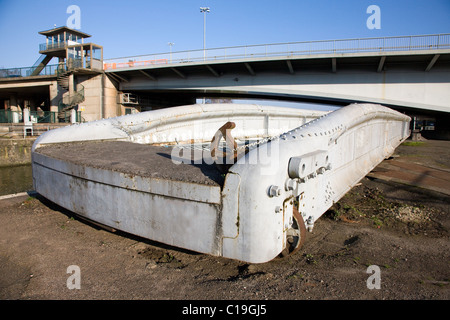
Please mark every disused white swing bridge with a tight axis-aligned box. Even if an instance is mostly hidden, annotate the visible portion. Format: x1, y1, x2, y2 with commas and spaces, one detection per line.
32, 103, 410, 263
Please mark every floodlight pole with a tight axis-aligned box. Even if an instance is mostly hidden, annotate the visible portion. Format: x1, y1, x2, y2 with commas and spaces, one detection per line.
200, 7, 210, 61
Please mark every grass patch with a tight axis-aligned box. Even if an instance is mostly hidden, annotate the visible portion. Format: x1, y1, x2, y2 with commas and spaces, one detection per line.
401, 141, 425, 147
287, 272, 304, 280
305, 254, 317, 265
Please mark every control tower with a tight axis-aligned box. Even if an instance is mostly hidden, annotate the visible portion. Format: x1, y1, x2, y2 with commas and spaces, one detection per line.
34, 26, 103, 75
31, 27, 104, 122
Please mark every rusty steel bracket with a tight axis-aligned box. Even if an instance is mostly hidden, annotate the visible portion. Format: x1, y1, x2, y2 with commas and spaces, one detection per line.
210, 121, 241, 173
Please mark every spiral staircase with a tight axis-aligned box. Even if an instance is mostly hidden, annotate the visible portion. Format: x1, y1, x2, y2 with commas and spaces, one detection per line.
57, 69, 84, 122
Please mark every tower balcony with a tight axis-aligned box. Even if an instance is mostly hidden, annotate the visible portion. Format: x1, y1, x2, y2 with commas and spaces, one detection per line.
39, 26, 91, 56
39, 41, 76, 53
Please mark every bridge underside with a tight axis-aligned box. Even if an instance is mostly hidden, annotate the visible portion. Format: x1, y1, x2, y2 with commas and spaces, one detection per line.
0, 77, 56, 116
107, 50, 450, 115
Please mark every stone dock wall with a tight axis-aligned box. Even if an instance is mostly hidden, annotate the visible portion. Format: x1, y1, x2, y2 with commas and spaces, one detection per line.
0, 138, 36, 167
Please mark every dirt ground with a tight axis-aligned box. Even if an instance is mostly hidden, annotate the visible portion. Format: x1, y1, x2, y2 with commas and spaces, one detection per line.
0, 140, 449, 302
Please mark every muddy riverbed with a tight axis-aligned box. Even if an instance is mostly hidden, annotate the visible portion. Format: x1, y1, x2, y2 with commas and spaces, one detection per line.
0, 164, 32, 196
1, 177, 448, 302
0, 140, 449, 305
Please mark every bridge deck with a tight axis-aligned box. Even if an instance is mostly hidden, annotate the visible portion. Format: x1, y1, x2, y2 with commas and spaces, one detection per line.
36, 141, 224, 186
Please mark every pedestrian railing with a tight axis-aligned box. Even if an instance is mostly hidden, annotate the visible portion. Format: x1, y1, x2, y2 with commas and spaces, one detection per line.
104, 33, 450, 70
0, 64, 59, 78
0, 110, 81, 124
2, 34, 449, 77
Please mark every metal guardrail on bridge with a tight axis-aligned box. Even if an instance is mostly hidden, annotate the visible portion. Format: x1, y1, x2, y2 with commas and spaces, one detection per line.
0, 64, 59, 78
103, 33, 450, 70
2, 34, 449, 77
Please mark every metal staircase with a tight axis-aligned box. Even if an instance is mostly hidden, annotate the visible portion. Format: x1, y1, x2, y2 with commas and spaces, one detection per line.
57, 69, 85, 122
30, 54, 53, 76
57, 71, 71, 90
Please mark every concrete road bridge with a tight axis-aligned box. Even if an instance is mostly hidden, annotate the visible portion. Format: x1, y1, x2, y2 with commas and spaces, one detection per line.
1, 31, 449, 135
104, 34, 450, 117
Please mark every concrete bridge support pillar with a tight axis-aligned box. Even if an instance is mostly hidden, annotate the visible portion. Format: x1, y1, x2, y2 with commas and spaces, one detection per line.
9, 95, 20, 123
434, 114, 450, 140
49, 82, 62, 123
70, 108, 77, 124
103, 74, 120, 119
68, 74, 75, 95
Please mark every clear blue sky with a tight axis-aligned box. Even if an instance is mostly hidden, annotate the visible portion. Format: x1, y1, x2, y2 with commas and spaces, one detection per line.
1, 0, 449, 68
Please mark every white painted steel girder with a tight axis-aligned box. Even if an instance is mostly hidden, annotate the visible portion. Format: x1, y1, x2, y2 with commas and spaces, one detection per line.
32, 104, 325, 150
222, 103, 410, 262
32, 103, 410, 263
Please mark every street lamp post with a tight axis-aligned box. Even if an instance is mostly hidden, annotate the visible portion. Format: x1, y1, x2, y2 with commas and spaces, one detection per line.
168, 42, 174, 63
200, 7, 210, 61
